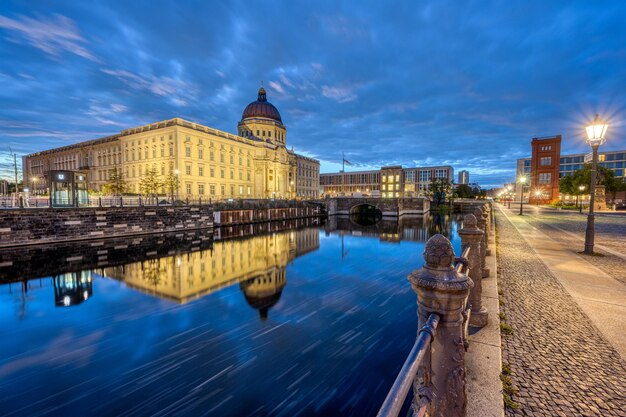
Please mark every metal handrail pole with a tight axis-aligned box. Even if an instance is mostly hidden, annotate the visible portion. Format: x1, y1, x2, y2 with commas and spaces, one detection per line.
376, 313, 440, 417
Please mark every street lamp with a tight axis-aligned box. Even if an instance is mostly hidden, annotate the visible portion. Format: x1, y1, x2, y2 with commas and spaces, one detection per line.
518, 175, 527, 215
534, 190, 542, 205
583, 114, 608, 254
578, 184, 585, 213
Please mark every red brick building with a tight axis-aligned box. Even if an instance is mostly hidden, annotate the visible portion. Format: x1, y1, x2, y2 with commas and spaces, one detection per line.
529, 135, 561, 204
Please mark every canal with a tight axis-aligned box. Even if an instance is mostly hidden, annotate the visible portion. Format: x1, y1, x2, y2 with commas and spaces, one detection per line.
0, 213, 462, 417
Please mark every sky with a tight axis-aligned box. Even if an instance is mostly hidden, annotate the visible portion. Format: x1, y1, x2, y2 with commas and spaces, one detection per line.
1, 1, 626, 188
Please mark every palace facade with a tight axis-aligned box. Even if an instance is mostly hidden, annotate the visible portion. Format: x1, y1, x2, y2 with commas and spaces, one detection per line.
23, 87, 320, 200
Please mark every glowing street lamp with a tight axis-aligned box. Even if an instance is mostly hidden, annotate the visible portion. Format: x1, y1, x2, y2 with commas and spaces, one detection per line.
518, 175, 527, 215
583, 114, 608, 254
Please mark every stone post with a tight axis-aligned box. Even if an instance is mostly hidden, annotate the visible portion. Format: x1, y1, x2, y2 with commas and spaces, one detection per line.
459, 214, 488, 327
474, 207, 489, 278
482, 204, 491, 256
408, 234, 473, 417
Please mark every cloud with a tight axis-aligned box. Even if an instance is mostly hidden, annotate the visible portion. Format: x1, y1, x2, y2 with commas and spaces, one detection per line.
0, 13, 97, 61
101, 69, 196, 107
321, 86, 357, 103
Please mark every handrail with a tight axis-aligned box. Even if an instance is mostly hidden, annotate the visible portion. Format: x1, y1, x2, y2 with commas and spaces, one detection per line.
376, 313, 440, 417
454, 246, 471, 273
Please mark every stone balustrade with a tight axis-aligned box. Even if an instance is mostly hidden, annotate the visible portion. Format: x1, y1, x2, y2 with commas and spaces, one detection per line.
378, 202, 493, 417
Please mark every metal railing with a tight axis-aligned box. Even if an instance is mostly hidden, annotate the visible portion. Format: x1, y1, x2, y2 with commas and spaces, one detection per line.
376, 313, 440, 417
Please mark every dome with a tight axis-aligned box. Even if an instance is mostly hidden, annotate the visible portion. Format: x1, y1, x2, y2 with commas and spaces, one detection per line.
242, 87, 283, 123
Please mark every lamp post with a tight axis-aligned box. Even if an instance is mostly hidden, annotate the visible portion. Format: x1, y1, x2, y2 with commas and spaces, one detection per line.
518, 175, 527, 215
583, 114, 608, 254
578, 185, 585, 214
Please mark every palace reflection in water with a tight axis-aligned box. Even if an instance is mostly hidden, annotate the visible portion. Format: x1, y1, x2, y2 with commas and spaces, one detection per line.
0, 214, 464, 417
96, 227, 320, 319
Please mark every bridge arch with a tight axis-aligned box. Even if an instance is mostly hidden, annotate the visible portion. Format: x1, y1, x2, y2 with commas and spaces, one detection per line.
349, 203, 383, 226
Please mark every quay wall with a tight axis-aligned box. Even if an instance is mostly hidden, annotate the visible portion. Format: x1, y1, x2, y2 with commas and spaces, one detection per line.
0, 205, 214, 248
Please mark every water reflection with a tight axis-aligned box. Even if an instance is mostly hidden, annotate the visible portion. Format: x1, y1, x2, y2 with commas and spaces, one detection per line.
326, 214, 457, 243
53, 271, 93, 307
96, 227, 320, 318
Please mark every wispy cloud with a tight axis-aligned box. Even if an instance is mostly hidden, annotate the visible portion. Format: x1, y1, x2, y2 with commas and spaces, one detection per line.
101, 69, 196, 107
0, 13, 97, 61
321, 85, 357, 103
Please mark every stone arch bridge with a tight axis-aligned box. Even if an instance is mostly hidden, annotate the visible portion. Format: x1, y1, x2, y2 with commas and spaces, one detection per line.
325, 197, 430, 217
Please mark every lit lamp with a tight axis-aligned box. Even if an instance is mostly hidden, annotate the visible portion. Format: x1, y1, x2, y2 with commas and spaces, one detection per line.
534, 190, 542, 205
578, 184, 585, 213
518, 175, 527, 215
583, 114, 608, 254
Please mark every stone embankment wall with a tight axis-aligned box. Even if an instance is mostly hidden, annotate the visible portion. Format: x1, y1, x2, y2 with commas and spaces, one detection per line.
0, 206, 213, 247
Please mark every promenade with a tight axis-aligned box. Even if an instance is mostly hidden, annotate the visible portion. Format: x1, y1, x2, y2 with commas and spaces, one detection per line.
495, 204, 626, 416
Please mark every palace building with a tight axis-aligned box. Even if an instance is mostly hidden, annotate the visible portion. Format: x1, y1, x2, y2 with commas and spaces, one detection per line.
22, 87, 320, 200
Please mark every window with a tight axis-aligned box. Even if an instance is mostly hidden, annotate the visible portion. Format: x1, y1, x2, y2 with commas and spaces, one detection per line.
210, 167, 215, 177
539, 173, 551, 184
221, 169, 225, 178
199, 166, 204, 176
247, 186, 251, 195
210, 185, 215, 195
186, 147, 191, 157
230, 155, 234, 164
198, 184, 205, 195
186, 183, 192, 194
198, 149, 203, 159
220, 153, 224, 163
169, 145, 173, 156
185, 165, 191, 175
160, 147, 164, 157
220, 185, 225, 195
540, 157, 552, 166
239, 185, 244, 195
210, 151, 214, 161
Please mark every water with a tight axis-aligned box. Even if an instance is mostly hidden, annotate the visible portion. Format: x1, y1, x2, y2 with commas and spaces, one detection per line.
0, 214, 462, 417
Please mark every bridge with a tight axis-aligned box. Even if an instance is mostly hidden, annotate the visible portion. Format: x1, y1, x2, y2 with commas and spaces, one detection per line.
325, 197, 430, 217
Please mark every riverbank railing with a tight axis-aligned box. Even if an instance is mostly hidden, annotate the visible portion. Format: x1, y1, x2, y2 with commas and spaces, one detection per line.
377, 202, 492, 417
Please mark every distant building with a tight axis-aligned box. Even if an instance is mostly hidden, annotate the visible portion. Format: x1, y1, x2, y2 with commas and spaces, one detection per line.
458, 170, 469, 185
515, 135, 625, 203
22, 87, 319, 200
320, 165, 454, 197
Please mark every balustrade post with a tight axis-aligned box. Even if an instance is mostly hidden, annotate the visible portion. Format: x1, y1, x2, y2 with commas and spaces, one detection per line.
408, 234, 472, 417
473, 207, 489, 278
459, 214, 488, 327
482, 204, 492, 256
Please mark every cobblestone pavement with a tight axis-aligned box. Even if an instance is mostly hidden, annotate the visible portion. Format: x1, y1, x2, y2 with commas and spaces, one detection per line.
506, 206, 626, 286
496, 209, 626, 417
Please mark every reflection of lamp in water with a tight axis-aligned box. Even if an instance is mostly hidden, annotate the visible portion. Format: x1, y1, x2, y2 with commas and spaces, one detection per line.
240, 268, 286, 321
53, 271, 93, 307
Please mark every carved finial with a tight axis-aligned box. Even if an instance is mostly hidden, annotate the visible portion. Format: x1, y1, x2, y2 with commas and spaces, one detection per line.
463, 214, 478, 228
423, 234, 455, 269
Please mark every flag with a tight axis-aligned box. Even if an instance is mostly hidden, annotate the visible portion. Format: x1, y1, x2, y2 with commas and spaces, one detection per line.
343, 158, 352, 165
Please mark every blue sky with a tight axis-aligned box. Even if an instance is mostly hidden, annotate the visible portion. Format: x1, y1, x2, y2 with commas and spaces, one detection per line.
1, 1, 626, 187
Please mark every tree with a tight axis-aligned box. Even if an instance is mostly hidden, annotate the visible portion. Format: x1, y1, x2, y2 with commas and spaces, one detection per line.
427, 178, 453, 206
162, 172, 180, 202
560, 164, 626, 204
102, 168, 127, 196
139, 168, 162, 202
454, 184, 474, 199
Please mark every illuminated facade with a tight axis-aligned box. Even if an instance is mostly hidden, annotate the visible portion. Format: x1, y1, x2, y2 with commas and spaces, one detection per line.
320, 165, 454, 197
515, 135, 625, 203
22, 88, 319, 200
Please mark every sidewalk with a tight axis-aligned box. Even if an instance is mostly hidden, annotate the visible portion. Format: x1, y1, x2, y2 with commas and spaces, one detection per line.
499, 206, 626, 359
496, 205, 626, 416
